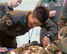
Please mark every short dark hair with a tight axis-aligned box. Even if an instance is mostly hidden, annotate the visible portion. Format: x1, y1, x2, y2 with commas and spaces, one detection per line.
33, 6, 49, 23
30, 41, 40, 46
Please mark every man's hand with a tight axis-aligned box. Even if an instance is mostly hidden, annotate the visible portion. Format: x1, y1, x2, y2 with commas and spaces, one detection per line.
49, 10, 56, 18
42, 36, 51, 47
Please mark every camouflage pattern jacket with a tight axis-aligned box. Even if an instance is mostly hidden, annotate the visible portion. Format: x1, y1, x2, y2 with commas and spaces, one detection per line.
0, 10, 30, 48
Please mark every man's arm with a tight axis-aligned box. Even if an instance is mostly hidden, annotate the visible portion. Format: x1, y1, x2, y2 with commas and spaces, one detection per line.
40, 19, 57, 42
0, 12, 17, 37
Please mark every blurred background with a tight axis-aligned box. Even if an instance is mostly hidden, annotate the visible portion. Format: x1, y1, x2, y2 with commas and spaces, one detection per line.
0, 0, 39, 10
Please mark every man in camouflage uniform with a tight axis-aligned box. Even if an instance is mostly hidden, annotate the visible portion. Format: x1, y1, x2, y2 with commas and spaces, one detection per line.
58, 25, 67, 54
0, 6, 49, 48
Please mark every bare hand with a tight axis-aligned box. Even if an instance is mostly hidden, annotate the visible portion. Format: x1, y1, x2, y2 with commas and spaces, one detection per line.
49, 10, 56, 18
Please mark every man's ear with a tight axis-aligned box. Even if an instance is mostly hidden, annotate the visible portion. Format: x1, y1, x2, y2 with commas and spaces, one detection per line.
30, 12, 33, 16
30, 12, 35, 19
31, 12, 36, 19
28, 12, 33, 19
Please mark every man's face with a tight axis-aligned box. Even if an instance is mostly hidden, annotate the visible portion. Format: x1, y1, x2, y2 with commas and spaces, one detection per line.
28, 13, 43, 28
11, 0, 21, 7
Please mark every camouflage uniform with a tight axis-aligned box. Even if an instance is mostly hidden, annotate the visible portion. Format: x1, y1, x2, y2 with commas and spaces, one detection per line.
8, 44, 46, 54
58, 26, 67, 54
45, 44, 62, 54
0, 10, 30, 48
